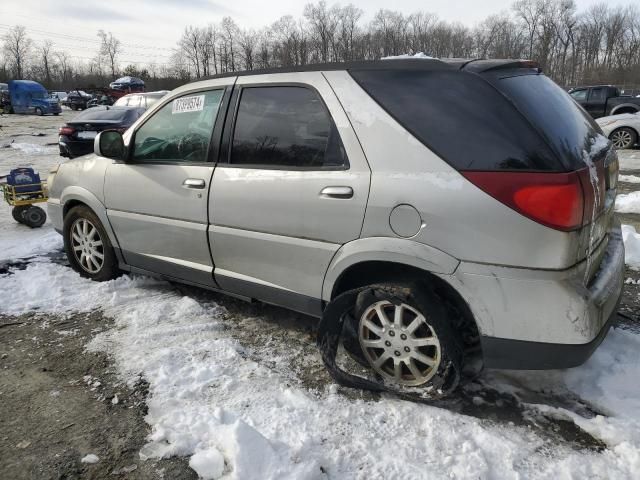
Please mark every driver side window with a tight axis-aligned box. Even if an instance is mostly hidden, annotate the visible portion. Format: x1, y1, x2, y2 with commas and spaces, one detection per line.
132, 90, 223, 163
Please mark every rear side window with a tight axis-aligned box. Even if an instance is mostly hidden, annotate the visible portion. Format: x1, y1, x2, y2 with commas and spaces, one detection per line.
589, 88, 605, 103
350, 69, 560, 171
229, 86, 347, 169
497, 75, 606, 170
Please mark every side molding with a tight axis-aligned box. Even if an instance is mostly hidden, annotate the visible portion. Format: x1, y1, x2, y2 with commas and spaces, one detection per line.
322, 237, 459, 301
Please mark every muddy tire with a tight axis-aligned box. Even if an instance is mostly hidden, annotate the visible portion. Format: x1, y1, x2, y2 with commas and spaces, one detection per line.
22, 206, 46, 228
351, 283, 463, 394
11, 205, 29, 224
63, 206, 120, 281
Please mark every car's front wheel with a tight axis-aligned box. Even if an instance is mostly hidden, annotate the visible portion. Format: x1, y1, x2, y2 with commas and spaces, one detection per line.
610, 127, 637, 150
63, 206, 120, 281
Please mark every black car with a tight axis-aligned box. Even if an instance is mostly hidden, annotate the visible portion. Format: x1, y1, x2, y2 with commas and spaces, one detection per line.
61, 90, 93, 111
569, 85, 640, 118
58, 106, 145, 158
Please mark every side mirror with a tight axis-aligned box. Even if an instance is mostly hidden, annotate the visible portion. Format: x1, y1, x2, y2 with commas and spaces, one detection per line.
95, 130, 126, 160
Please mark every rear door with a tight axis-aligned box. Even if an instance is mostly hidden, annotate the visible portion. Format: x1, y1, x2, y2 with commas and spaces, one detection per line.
209, 72, 370, 315
104, 82, 233, 286
586, 87, 607, 118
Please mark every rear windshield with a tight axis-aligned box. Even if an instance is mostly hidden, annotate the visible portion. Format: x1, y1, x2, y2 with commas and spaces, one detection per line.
495, 74, 606, 170
349, 69, 561, 171
72, 107, 133, 122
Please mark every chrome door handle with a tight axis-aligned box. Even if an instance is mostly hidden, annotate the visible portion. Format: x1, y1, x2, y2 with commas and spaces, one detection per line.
320, 186, 353, 199
182, 178, 206, 189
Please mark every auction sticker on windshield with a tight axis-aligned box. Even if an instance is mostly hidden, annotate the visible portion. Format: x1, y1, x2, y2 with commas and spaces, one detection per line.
172, 95, 205, 114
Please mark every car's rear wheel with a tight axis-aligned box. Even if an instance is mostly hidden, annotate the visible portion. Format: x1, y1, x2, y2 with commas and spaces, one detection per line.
353, 283, 463, 393
610, 127, 637, 150
34, 107, 43, 116
63, 206, 120, 281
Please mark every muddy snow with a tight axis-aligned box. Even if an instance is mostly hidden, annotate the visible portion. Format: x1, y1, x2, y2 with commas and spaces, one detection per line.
1, 112, 640, 479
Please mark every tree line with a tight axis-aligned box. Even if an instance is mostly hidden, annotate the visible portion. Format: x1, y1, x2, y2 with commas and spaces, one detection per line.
2, 0, 640, 91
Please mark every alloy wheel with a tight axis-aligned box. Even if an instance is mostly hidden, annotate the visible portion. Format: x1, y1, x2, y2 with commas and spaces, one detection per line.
611, 129, 633, 149
358, 300, 441, 386
70, 218, 105, 274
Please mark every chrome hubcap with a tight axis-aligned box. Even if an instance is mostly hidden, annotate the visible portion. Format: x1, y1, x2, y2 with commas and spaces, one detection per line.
612, 130, 632, 149
70, 218, 104, 274
358, 300, 441, 386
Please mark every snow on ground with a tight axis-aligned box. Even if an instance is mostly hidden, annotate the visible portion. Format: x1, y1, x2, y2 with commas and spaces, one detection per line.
622, 224, 640, 270
619, 174, 640, 184
2, 261, 640, 479
618, 150, 640, 171
616, 191, 640, 214
0, 114, 63, 261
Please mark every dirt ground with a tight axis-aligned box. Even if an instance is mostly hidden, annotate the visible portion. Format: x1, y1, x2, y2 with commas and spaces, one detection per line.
0, 111, 639, 479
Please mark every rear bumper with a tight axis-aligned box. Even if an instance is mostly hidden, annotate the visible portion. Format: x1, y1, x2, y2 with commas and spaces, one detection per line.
444, 223, 625, 370
59, 136, 93, 158
481, 294, 621, 369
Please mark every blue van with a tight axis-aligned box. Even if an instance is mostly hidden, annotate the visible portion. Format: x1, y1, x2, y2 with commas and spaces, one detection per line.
8, 80, 62, 115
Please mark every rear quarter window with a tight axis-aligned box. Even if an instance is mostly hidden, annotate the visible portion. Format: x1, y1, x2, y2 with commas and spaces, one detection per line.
349, 69, 560, 171
496, 74, 607, 170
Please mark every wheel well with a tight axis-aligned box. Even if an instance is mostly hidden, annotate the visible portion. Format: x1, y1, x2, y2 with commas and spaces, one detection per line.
331, 261, 482, 363
63, 200, 88, 218
611, 107, 639, 115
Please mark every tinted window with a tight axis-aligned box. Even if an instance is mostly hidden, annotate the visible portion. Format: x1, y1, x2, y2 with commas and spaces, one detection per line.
570, 89, 588, 102
230, 86, 347, 169
350, 69, 559, 171
589, 88, 605, 102
71, 107, 131, 122
132, 90, 223, 163
498, 75, 606, 170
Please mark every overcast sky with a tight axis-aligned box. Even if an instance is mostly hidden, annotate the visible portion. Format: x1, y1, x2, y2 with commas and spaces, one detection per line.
0, 0, 633, 68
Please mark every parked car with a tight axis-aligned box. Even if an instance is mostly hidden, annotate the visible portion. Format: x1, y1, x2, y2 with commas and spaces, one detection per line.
58, 91, 168, 158
569, 85, 640, 118
113, 91, 169, 109
62, 90, 93, 110
6, 80, 61, 115
47, 59, 624, 397
109, 76, 145, 93
58, 106, 145, 158
596, 112, 640, 149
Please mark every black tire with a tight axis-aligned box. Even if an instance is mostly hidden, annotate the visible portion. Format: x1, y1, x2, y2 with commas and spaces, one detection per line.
22, 206, 46, 228
11, 205, 29, 224
54, 113, 60, 116
35, 107, 43, 116
63, 205, 120, 281
610, 127, 637, 150
348, 283, 464, 394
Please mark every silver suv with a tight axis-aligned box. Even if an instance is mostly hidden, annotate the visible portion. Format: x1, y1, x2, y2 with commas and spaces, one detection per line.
47, 59, 624, 397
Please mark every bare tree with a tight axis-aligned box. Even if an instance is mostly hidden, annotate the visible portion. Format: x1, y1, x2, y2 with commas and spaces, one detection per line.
2, 25, 32, 78
38, 40, 54, 87
98, 30, 121, 78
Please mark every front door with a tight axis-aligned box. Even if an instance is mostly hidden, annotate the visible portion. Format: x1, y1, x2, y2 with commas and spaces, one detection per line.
104, 85, 231, 285
209, 73, 371, 315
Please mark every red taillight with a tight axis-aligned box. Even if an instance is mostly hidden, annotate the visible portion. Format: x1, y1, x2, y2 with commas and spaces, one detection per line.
59, 126, 75, 136
462, 170, 587, 231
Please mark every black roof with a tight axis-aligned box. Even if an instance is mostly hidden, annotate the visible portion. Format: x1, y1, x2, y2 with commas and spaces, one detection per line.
203, 58, 540, 80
